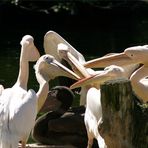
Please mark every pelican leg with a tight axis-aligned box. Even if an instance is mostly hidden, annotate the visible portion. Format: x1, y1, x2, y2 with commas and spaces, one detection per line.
21, 141, 31, 148
96, 119, 107, 148
96, 135, 107, 148
21, 141, 26, 148
87, 132, 94, 148
21, 136, 29, 148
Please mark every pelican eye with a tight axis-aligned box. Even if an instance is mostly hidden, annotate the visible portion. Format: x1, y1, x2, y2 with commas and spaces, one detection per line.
130, 54, 133, 57
43, 55, 53, 63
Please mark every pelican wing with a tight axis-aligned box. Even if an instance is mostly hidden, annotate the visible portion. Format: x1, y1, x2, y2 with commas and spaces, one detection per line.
0, 89, 37, 147
9, 89, 37, 138
0, 88, 13, 148
0, 88, 12, 123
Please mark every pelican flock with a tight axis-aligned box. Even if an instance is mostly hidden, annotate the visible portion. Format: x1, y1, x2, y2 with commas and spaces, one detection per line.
0, 34, 80, 148
57, 43, 140, 148
0, 31, 147, 148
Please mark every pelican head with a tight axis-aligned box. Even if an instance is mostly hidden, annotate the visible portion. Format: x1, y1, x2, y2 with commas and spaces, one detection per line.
124, 45, 148, 64
58, 43, 91, 78
20, 35, 34, 47
44, 31, 85, 63
20, 35, 40, 62
70, 65, 125, 89
34, 54, 80, 81
57, 43, 71, 64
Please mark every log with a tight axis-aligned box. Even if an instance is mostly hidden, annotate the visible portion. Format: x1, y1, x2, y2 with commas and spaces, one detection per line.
100, 78, 148, 148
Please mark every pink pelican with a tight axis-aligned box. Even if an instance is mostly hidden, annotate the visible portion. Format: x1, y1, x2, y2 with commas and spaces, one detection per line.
70, 64, 139, 148
0, 35, 40, 148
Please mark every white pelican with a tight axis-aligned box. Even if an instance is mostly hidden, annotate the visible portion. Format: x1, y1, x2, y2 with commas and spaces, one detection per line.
70, 64, 139, 148
0, 34, 40, 148
57, 45, 106, 147
36, 54, 80, 112
44, 31, 98, 105
124, 45, 148, 103
0, 38, 80, 148
57, 43, 103, 105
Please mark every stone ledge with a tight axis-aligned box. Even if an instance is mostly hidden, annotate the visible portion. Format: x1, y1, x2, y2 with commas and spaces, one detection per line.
19, 143, 76, 148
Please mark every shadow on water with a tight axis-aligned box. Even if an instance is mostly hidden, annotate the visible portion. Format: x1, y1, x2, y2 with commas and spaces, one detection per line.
1, 3, 148, 93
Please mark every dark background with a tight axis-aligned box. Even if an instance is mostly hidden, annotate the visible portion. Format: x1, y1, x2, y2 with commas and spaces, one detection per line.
1, 0, 148, 56
1, 0, 148, 87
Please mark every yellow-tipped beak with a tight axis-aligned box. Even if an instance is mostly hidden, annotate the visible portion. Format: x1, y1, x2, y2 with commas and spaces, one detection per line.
70, 70, 111, 89
70, 75, 96, 89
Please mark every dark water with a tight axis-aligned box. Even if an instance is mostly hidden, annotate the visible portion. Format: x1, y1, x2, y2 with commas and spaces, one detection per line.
1, 4, 148, 93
